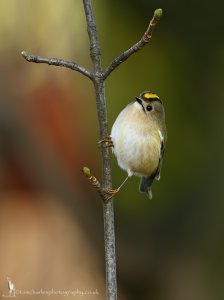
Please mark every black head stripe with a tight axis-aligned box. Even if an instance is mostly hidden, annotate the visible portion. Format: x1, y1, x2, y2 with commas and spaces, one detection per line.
149, 97, 162, 103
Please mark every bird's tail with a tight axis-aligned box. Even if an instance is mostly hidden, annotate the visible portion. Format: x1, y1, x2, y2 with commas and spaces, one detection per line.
139, 176, 154, 199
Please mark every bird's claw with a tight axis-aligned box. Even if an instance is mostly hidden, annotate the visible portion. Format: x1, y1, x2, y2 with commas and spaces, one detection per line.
102, 188, 120, 202
98, 136, 114, 148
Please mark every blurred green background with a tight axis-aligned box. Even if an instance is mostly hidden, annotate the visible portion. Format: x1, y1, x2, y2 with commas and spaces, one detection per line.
0, 1, 223, 299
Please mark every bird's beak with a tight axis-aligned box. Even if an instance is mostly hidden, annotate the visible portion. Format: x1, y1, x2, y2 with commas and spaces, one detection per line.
135, 97, 142, 104
135, 97, 146, 113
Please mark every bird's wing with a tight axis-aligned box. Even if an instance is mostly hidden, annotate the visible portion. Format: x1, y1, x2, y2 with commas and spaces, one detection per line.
155, 133, 166, 181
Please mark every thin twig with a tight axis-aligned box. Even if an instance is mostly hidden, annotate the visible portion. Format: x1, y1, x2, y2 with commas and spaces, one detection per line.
103, 8, 163, 79
21, 51, 93, 79
82, 167, 111, 202
83, 0, 101, 73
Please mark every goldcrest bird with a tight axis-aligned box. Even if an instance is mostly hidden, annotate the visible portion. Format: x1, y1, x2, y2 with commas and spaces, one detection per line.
102, 91, 167, 200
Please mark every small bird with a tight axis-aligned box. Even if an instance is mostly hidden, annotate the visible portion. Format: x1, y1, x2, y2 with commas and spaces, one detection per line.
102, 91, 167, 200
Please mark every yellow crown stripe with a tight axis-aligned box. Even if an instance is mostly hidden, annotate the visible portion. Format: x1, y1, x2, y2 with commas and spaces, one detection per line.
143, 92, 159, 99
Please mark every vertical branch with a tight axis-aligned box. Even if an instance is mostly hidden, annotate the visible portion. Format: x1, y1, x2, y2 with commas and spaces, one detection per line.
83, 1, 117, 299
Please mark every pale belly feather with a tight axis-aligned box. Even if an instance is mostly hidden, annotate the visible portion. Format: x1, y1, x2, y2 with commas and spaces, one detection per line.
112, 122, 160, 177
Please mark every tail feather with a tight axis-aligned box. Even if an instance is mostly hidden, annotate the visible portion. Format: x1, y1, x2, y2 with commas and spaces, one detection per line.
139, 176, 154, 199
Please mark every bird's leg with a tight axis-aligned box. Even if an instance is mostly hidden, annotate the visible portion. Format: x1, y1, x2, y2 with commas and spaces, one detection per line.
103, 176, 130, 201
117, 175, 130, 190
98, 136, 114, 148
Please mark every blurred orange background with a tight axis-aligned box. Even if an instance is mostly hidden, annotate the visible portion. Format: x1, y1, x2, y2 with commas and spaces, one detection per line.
0, 1, 223, 300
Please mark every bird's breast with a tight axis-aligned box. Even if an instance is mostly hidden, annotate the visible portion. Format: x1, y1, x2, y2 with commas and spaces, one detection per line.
111, 118, 161, 177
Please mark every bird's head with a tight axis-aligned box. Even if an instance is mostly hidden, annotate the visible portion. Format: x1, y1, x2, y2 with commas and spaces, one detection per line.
135, 91, 164, 117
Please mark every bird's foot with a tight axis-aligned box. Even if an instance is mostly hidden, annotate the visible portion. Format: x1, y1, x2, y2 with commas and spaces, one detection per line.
98, 136, 114, 148
102, 188, 120, 202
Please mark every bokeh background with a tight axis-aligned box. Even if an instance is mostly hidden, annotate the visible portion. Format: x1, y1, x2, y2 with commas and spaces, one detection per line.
0, 1, 223, 299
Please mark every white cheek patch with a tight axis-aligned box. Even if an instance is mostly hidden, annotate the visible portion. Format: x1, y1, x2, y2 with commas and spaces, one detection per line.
134, 101, 142, 110
158, 129, 164, 142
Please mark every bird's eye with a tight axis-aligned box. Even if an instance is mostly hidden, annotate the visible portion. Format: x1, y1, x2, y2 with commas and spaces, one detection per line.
146, 105, 152, 111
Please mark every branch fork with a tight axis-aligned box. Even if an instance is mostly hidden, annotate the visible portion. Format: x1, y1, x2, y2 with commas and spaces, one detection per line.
82, 166, 116, 202
21, 8, 163, 82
